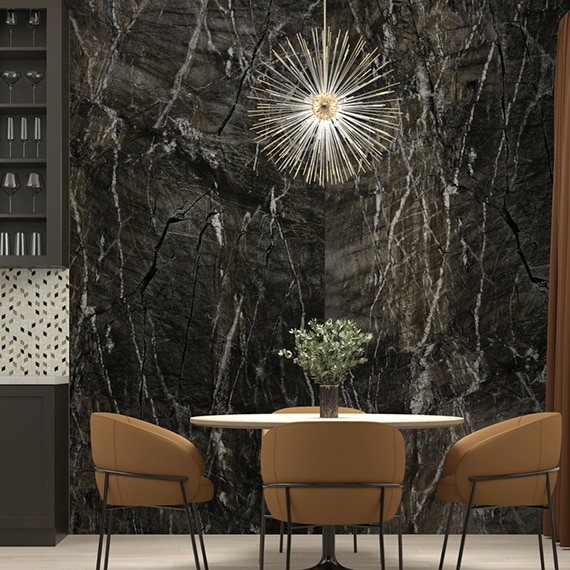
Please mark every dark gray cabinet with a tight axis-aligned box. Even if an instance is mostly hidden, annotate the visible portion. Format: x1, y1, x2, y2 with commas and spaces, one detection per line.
0, 382, 69, 545
0, 1, 69, 267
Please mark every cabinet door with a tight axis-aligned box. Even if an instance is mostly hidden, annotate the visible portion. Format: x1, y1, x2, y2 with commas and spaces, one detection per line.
0, 0, 69, 268
0, 384, 69, 546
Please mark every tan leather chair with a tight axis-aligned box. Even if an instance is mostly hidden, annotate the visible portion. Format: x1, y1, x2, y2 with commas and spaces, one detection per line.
90, 412, 214, 570
437, 412, 562, 570
260, 420, 405, 570
263, 406, 366, 553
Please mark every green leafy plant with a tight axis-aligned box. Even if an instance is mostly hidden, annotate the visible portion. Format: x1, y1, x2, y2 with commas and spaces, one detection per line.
278, 318, 373, 385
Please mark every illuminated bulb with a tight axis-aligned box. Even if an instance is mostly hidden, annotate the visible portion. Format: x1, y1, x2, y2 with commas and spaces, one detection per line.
311, 93, 339, 121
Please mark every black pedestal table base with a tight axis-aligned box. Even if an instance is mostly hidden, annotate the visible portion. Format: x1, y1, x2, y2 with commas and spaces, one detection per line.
301, 526, 353, 570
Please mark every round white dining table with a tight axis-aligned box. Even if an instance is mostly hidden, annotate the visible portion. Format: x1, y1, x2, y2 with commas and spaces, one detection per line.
190, 411, 464, 430
192, 411, 464, 570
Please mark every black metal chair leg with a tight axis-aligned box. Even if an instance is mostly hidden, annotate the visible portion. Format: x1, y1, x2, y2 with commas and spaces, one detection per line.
455, 483, 477, 570
286, 488, 292, 570
181, 482, 202, 570
397, 511, 403, 570
192, 504, 209, 570
378, 488, 386, 570
438, 502, 454, 570
352, 526, 358, 553
183, 501, 202, 570
96, 502, 106, 570
259, 499, 267, 570
379, 522, 385, 570
546, 474, 560, 570
103, 510, 113, 570
96, 473, 111, 570
537, 509, 546, 570
279, 521, 284, 553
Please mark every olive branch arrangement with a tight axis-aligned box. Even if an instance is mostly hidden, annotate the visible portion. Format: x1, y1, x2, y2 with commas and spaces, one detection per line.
278, 318, 373, 385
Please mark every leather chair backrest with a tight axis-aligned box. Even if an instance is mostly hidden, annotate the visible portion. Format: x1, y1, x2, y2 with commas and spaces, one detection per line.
272, 406, 365, 414
90, 412, 205, 506
442, 412, 561, 505
261, 405, 365, 437
261, 421, 405, 525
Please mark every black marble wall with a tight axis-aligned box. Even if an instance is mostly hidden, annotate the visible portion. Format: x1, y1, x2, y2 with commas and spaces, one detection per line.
69, 0, 570, 536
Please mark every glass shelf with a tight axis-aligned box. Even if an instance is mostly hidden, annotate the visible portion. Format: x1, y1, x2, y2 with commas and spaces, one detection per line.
0, 214, 45, 220
0, 48, 46, 58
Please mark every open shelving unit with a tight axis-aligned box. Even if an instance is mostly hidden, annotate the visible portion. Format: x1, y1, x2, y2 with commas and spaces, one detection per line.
0, 1, 68, 268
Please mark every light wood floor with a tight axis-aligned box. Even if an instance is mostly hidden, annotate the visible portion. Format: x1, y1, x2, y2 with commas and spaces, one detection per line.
0, 534, 568, 569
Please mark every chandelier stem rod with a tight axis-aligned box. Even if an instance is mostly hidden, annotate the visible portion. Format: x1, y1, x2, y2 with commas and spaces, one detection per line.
323, 0, 328, 87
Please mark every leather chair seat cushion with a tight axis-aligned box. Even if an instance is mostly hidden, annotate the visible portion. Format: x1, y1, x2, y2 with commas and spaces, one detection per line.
196, 476, 215, 503
264, 487, 402, 525
95, 472, 214, 506
437, 473, 555, 506
437, 475, 462, 503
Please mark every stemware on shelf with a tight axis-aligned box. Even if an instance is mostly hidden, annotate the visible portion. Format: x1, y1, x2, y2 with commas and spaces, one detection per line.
6, 116, 14, 158
28, 10, 40, 47
1, 70, 21, 104
1, 171, 19, 214
21, 116, 27, 158
6, 9, 16, 47
25, 172, 43, 214
34, 116, 41, 158
0, 231, 9, 255
31, 231, 41, 255
25, 70, 44, 104
14, 231, 25, 255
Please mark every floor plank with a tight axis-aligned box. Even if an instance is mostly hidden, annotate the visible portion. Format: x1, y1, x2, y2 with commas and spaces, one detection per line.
0, 534, 568, 569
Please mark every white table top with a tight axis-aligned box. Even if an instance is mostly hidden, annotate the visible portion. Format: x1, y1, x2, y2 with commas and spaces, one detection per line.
190, 412, 464, 430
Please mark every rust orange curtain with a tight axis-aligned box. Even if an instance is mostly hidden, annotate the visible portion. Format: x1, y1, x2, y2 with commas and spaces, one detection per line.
546, 9, 570, 548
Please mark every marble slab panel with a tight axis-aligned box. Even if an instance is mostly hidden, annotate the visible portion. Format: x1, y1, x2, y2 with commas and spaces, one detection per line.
66, 0, 569, 536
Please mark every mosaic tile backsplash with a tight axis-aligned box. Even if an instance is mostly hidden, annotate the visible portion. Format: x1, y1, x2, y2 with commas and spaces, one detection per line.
0, 269, 69, 376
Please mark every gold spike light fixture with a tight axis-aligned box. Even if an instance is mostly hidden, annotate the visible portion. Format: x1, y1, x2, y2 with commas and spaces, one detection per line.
248, 1, 400, 186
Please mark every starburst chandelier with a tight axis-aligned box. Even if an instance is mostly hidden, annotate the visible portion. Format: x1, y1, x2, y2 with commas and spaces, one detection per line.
248, 1, 400, 186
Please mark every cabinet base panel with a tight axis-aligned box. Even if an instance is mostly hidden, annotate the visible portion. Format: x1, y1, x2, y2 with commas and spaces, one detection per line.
0, 527, 67, 546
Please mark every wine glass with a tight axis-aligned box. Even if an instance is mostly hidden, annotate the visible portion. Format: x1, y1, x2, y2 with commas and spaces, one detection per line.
34, 116, 41, 158
26, 172, 43, 214
25, 71, 44, 104
0, 232, 9, 255
31, 231, 41, 255
6, 116, 14, 158
27, 10, 40, 47
20, 116, 27, 158
2, 172, 20, 214
6, 9, 17, 47
14, 231, 25, 255
1, 70, 21, 103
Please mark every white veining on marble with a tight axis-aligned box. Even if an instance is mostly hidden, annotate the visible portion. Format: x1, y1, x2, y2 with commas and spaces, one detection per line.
67, 0, 560, 538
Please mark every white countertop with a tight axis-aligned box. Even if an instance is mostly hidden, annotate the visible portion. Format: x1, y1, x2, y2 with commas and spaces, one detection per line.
0, 376, 69, 385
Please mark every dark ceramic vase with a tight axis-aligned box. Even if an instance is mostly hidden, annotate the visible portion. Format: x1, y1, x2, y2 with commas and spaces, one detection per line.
319, 384, 339, 418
